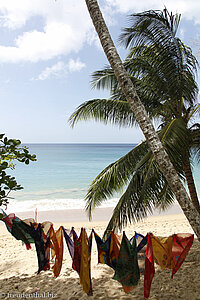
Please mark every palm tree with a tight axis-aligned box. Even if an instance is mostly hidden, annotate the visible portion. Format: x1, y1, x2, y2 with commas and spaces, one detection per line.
69, 42, 200, 216
83, 0, 200, 239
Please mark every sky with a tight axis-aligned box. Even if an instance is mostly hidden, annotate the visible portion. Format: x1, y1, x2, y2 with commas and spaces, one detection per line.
0, 0, 200, 144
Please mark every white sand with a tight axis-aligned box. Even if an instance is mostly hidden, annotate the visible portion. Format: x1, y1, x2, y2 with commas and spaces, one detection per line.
0, 211, 199, 300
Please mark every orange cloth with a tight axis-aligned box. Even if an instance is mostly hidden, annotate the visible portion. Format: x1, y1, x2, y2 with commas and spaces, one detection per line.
80, 228, 93, 295
109, 231, 122, 268
49, 225, 64, 277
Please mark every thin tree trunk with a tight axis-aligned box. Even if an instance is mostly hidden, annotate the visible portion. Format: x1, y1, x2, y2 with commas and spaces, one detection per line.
183, 154, 200, 214
85, 0, 200, 240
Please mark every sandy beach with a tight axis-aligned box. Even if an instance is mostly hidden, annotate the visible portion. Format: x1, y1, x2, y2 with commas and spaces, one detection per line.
0, 209, 199, 300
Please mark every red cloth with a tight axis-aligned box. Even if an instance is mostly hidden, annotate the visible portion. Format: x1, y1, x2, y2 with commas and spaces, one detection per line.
72, 228, 82, 274
144, 233, 155, 299
171, 233, 194, 278
2, 213, 16, 230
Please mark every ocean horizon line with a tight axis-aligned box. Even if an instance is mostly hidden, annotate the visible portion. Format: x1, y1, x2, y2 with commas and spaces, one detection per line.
21, 142, 138, 145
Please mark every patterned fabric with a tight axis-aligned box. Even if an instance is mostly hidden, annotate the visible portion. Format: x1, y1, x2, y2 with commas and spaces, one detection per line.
80, 229, 93, 295
144, 234, 155, 299
93, 230, 121, 270
62, 227, 74, 259
11, 218, 35, 250
136, 232, 148, 252
171, 233, 194, 278
136, 233, 148, 276
151, 234, 173, 270
93, 230, 112, 266
72, 228, 93, 295
72, 228, 82, 274
113, 232, 140, 293
29, 223, 50, 273
109, 232, 121, 270
1, 213, 16, 232
49, 225, 64, 277
1, 211, 34, 250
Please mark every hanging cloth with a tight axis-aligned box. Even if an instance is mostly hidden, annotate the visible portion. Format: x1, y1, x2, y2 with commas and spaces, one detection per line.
109, 231, 122, 270
93, 230, 112, 266
93, 230, 121, 270
1, 213, 16, 232
135, 232, 148, 252
171, 233, 194, 278
72, 228, 82, 274
135, 232, 148, 276
29, 223, 50, 273
144, 233, 155, 299
151, 234, 173, 270
113, 232, 140, 293
72, 228, 93, 295
62, 227, 74, 259
49, 225, 64, 277
80, 229, 93, 295
1, 211, 34, 250
11, 218, 35, 250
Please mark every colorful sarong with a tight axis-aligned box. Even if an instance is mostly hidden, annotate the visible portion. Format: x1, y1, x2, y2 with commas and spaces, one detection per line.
93, 230, 121, 270
29, 223, 50, 273
110, 232, 121, 269
135, 232, 148, 275
49, 225, 64, 277
11, 218, 35, 250
151, 234, 173, 270
72, 228, 93, 295
144, 233, 155, 299
1, 211, 34, 250
113, 232, 140, 293
80, 229, 93, 295
171, 233, 194, 278
62, 227, 74, 259
93, 230, 112, 266
72, 228, 82, 274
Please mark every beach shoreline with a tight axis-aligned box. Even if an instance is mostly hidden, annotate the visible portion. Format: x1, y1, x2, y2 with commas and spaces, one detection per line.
0, 201, 182, 224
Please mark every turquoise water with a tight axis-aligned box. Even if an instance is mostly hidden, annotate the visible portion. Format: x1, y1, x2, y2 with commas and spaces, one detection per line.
5, 143, 200, 212
7, 144, 136, 212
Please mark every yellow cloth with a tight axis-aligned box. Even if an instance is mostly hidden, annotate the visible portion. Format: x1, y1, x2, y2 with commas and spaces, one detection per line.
151, 234, 173, 270
80, 228, 93, 295
49, 225, 64, 277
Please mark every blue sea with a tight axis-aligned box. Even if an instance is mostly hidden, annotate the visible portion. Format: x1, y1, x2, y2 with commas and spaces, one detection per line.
5, 143, 200, 213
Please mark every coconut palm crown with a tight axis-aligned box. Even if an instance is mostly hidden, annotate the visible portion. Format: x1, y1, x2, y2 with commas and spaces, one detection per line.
69, 8, 200, 235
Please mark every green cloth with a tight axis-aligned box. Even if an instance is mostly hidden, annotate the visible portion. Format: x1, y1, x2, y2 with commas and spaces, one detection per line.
113, 232, 140, 293
11, 218, 35, 245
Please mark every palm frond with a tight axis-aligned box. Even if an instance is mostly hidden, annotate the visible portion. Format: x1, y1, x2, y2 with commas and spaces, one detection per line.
68, 98, 136, 128
119, 9, 181, 49
85, 141, 149, 218
91, 68, 117, 90
103, 159, 174, 238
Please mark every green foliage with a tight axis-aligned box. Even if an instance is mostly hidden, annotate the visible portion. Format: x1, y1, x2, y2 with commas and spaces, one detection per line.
0, 134, 36, 207
69, 8, 200, 234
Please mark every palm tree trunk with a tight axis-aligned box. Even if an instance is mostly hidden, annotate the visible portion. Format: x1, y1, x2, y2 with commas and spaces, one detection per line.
183, 154, 200, 214
85, 0, 200, 240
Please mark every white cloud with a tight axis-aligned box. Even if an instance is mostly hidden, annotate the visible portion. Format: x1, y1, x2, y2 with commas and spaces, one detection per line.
37, 61, 66, 81
105, 0, 200, 23
0, 0, 199, 64
36, 58, 85, 80
68, 58, 86, 72
0, 0, 92, 63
